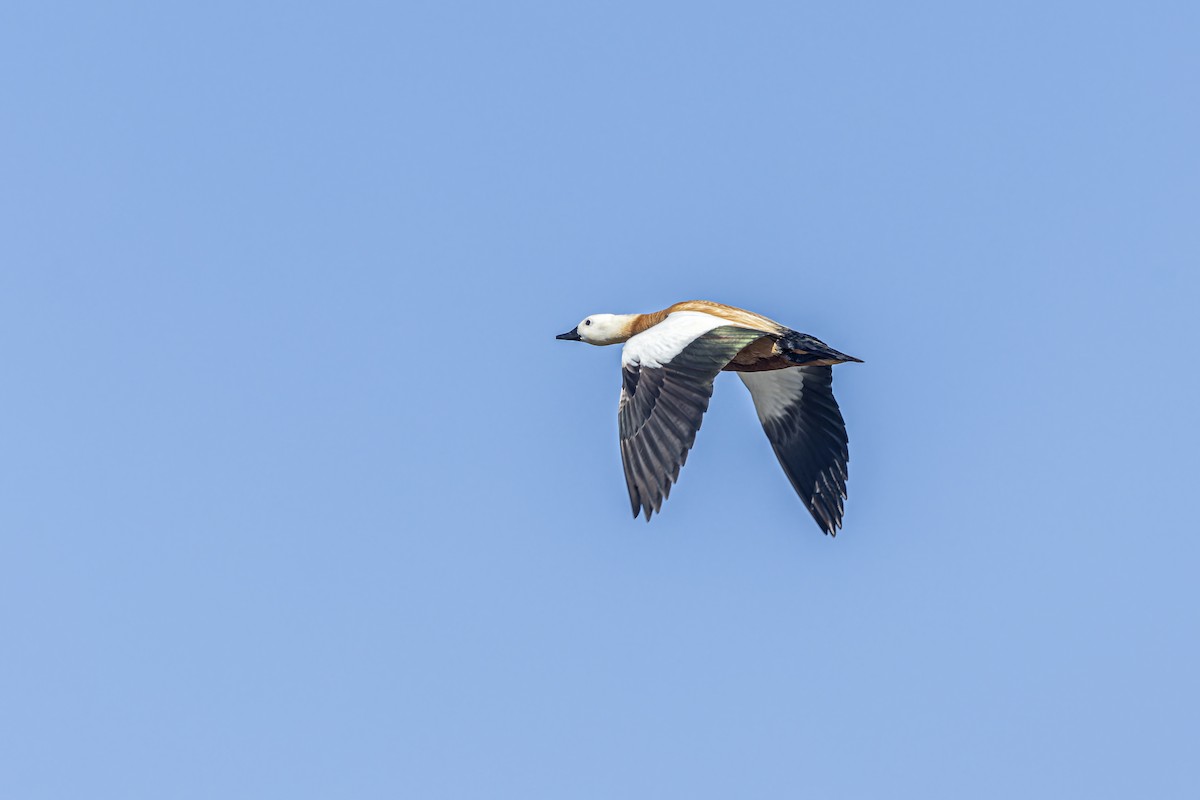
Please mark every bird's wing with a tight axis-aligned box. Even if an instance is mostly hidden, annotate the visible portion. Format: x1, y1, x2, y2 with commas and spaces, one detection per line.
619, 312, 766, 520
738, 366, 850, 535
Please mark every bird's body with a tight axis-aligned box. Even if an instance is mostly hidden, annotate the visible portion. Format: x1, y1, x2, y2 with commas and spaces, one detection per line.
557, 300, 861, 535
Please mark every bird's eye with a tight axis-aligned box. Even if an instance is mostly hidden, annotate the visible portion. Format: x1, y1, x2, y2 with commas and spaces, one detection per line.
585, 319, 592, 326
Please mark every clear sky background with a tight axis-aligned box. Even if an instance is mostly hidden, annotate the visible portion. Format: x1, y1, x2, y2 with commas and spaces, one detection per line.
2, 2, 1198, 797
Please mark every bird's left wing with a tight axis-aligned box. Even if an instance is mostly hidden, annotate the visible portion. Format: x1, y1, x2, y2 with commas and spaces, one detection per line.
738, 366, 850, 535
619, 313, 766, 520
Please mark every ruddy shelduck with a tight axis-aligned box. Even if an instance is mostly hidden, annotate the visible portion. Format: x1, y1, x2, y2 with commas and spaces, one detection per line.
557, 300, 861, 535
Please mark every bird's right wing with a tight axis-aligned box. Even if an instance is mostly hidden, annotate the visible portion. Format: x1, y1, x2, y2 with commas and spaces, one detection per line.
738, 366, 850, 535
619, 313, 766, 520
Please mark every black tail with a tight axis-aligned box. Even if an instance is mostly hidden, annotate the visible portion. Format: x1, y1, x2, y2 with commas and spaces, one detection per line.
779, 330, 863, 365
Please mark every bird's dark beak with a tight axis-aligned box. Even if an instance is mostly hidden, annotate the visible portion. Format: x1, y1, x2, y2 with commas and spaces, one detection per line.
556, 328, 582, 341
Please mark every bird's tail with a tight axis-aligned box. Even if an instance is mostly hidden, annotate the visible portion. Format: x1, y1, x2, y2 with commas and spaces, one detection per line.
778, 330, 863, 366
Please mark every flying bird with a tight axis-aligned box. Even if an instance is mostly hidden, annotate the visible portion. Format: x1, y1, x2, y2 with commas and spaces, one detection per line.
557, 300, 861, 535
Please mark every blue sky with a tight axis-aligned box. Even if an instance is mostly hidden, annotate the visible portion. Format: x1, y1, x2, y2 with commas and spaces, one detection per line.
2, 1, 1198, 797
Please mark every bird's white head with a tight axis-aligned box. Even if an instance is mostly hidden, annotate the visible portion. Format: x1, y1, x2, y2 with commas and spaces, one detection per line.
556, 313, 637, 346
